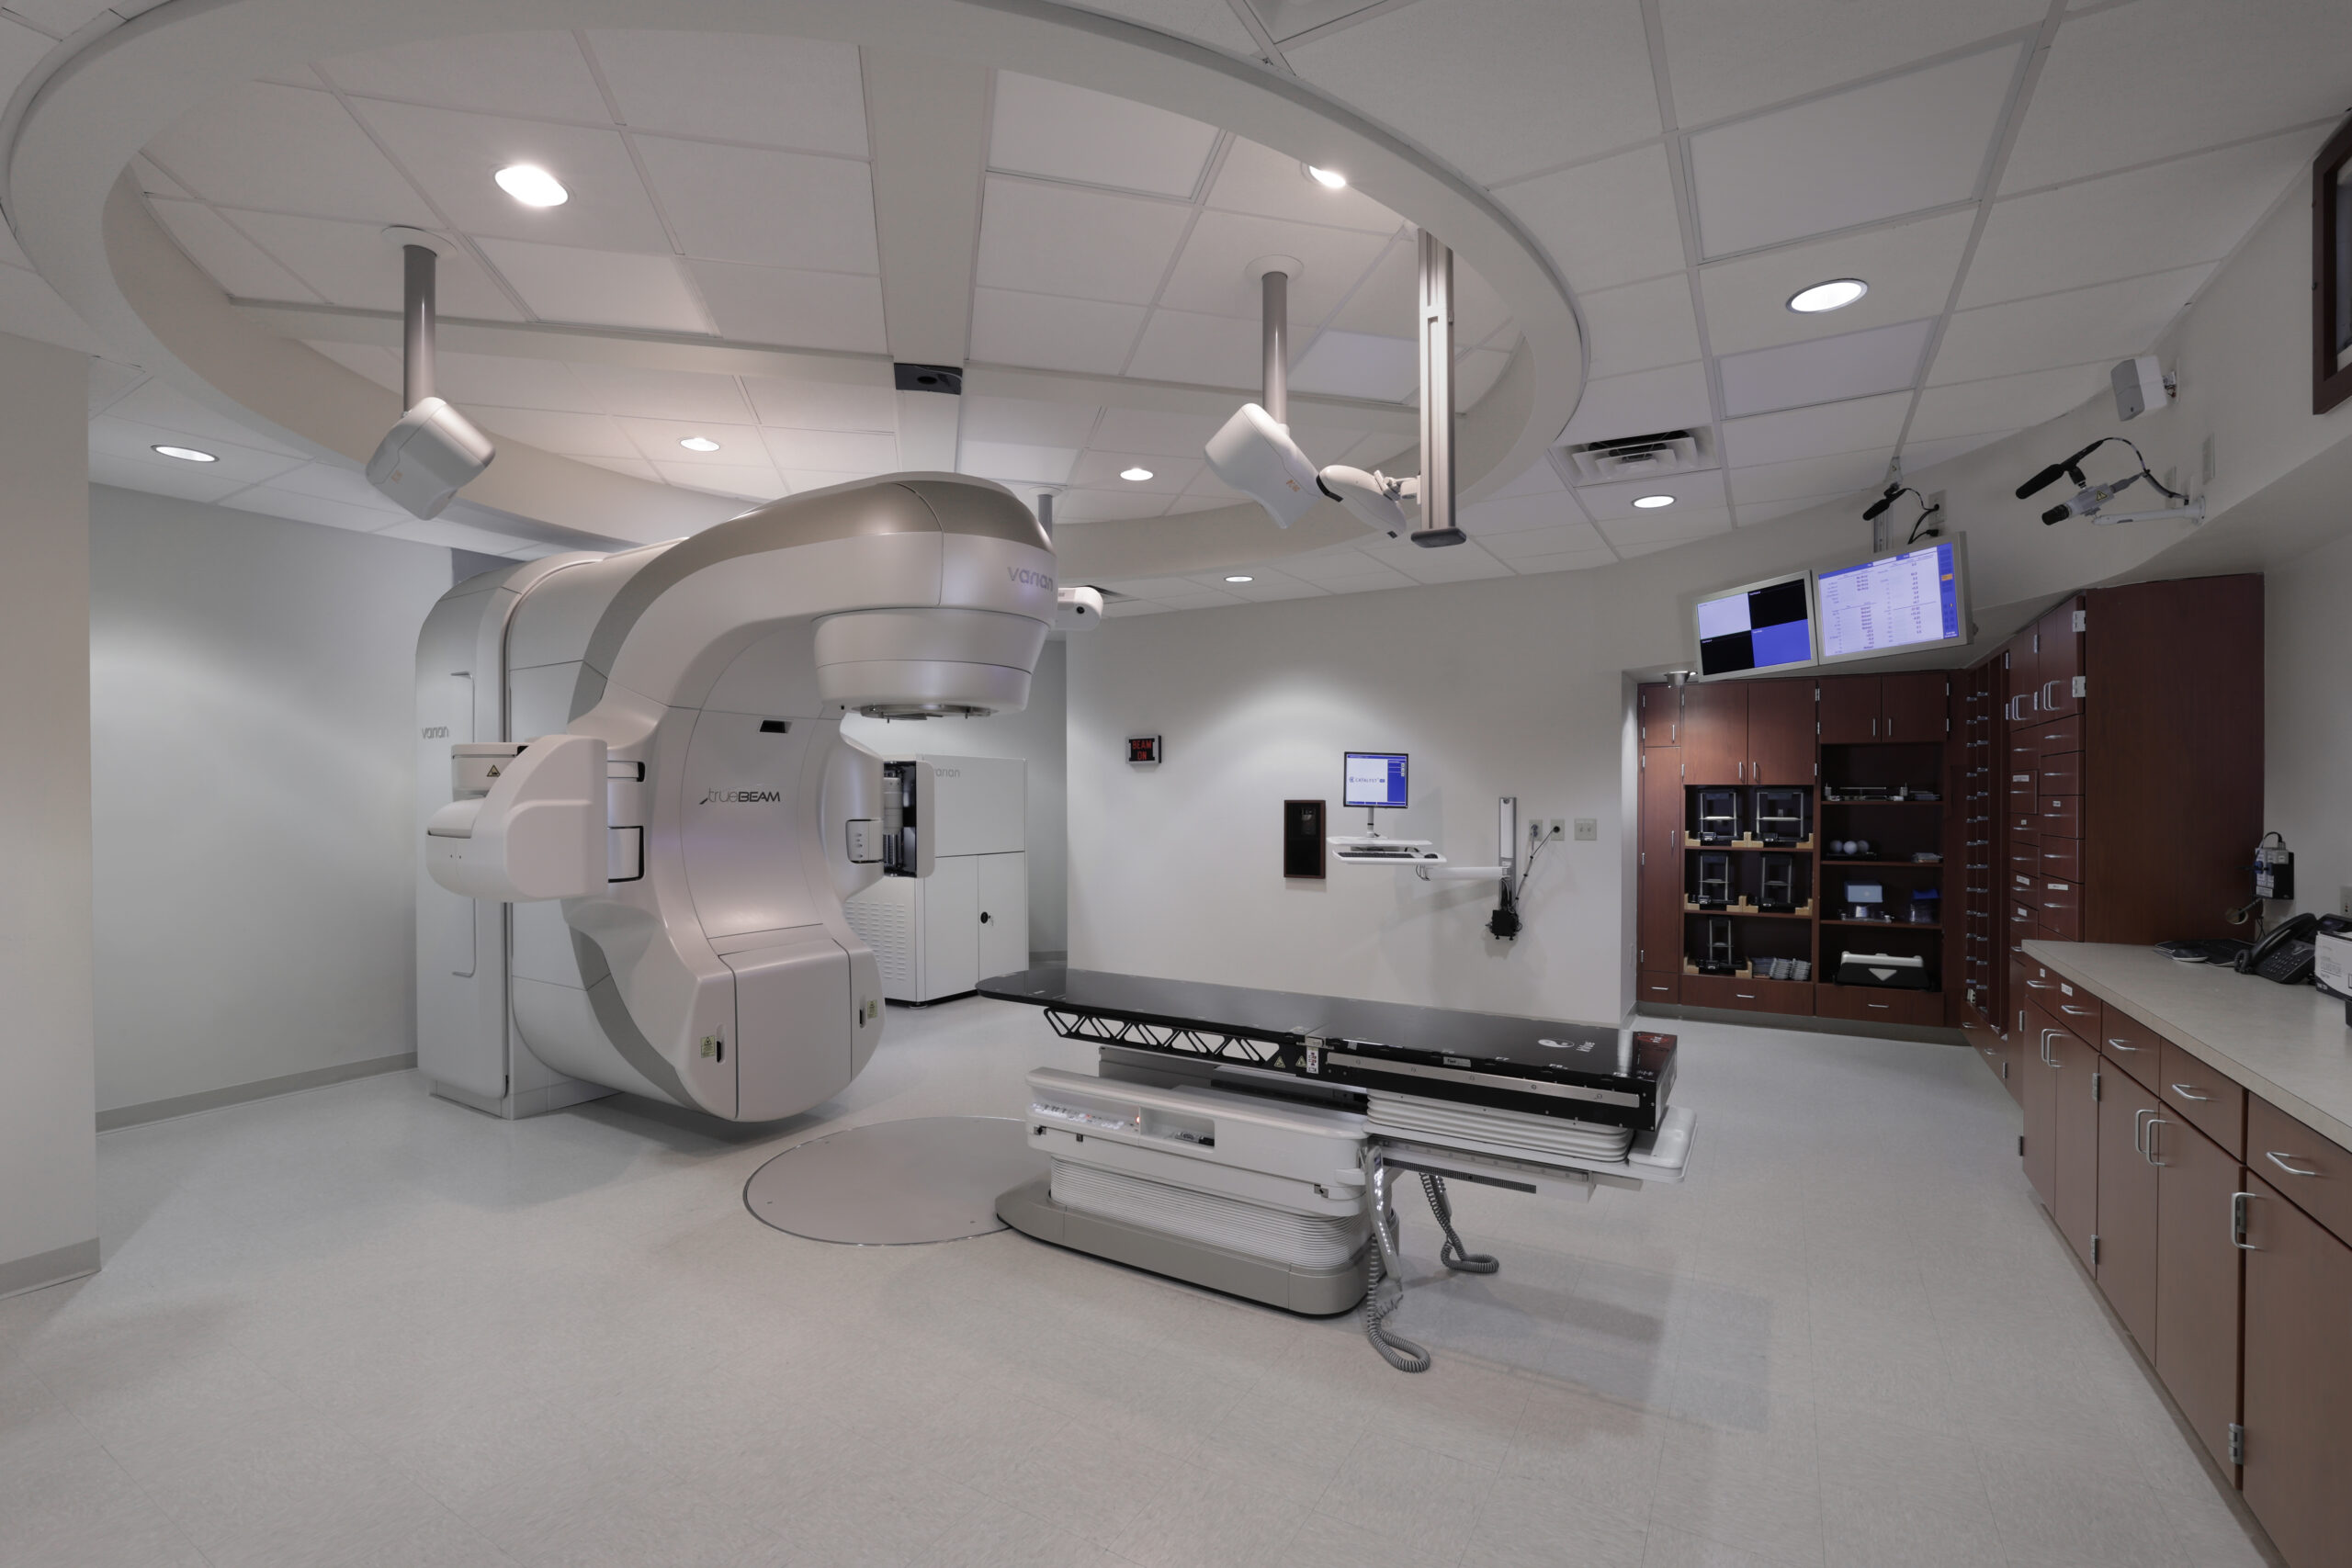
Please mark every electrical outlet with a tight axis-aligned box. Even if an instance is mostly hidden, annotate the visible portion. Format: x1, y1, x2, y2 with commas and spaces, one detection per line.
2339, 885, 2352, 919
1573, 818, 1597, 841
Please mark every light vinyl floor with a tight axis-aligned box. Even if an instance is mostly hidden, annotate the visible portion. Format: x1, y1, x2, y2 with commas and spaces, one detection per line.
1, 1002, 2273, 1568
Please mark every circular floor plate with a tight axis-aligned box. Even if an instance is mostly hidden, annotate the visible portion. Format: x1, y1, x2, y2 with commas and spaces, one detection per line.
743, 1116, 1045, 1245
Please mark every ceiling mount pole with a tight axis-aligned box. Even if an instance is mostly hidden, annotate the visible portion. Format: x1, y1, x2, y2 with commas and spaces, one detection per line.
1413, 228, 1463, 547
384, 226, 451, 411
1250, 255, 1303, 426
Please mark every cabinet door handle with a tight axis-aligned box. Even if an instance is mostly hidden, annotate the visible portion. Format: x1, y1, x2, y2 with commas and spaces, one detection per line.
2040, 1028, 2060, 1066
2025, 979, 2056, 990
2266, 1151, 2322, 1178
2144, 1116, 2167, 1166
2060, 1004, 2096, 1017
2041, 680, 2063, 708
2169, 1083, 2215, 1103
2133, 1107, 2155, 1155
2105, 1038, 2141, 1053
2233, 1190, 2257, 1250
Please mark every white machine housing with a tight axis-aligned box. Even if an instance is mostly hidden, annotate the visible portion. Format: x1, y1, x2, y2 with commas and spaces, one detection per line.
843, 753, 1027, 1003
368, 396, 496, 520
415, 474, 1056, 1122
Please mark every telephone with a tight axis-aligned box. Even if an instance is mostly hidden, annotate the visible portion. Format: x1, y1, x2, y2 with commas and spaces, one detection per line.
2238, 912, 2321, 984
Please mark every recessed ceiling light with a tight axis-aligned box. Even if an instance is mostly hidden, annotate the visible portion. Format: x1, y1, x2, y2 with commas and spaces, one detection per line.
1304, 164, 1348, 190
1632, 494, 1676, 509
1787, 277, 1867, 314
1225, 575, 1254, 583
152, 444, 217, 463
1119, 466, 1154, 481
678, 436, 720, 453
494, 164, 569, 208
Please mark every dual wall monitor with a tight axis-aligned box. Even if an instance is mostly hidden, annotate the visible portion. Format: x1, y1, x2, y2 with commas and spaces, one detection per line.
1692, 537, 1970, 678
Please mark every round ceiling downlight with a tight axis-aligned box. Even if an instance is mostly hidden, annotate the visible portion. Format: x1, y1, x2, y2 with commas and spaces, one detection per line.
1119, 467, 1154, 481
1787, 277, 1868, 313
678, 436, 721, 452
493, 164, 569, 208
152, 444, 217, 462
1225, 575, 1254, 582
1305, 164, 1348, 189
1632, 494, 1676, 509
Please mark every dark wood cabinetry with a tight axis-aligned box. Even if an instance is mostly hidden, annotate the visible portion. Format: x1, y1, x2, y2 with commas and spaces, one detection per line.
2154, 1111, 2246, 1473
2096, 1066, 2162, 1356
1679, 682, 1748, 784
1637, 682, 1680, 748
1678, 678, 1813, 784
1746, 680, 1816, 784
1636, 744, 1684, 991
2051, 1018, 2100, 1269
1817, 671, 1947, 744
2242, 1170, 2352, 1568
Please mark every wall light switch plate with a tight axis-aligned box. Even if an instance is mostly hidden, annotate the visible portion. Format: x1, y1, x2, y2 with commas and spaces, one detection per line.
1573, 818, 1597, 840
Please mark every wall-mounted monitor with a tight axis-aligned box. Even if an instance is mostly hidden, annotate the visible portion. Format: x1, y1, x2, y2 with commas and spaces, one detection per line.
1343, 751, 1409, 810
1815, 536, 1971, 665
1693, 571, 1817, 677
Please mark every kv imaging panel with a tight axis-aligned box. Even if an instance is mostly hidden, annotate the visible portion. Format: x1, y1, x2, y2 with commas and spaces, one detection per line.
1815, 539, 1968, 663
1694, 573, 1815, 677
1344, 752, 1408, 809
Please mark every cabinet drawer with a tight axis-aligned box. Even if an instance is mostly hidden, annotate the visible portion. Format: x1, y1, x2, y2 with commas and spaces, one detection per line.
2038, 795, 2082, 839
2160, 1038, 2245, 1158
2007, 777, 2039, 811
2034, 714, 2082, 756
2097, 1003, 2161, 1091
2038, 837, 2081, 882
1817, 986, 1943, 1027
2009, 870, 2039, 899
2007, 811, 2039, 838
2008, 842, 2041, 876
2037, 751, 2083, 796
2248, 1096, 2352, 1244
2046, 987, 2102, 1037
1679, 973, 1813, 1013
1637, 972, 1679, 1006
2038, 879, 2080, 919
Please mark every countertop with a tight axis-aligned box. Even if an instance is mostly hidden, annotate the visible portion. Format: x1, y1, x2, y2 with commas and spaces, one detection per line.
2024, 941, 2352, 1149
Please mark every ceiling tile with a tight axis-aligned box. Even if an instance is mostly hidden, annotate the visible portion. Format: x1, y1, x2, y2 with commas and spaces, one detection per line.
253, 461, 404, 511
1506, 548, 1618, 575
223, 211, 522, 320
1123, 308, 1260, 389
470, 407, 638, 458
777, 468, 875, 495
475, 239, 710, 333
3, 1, 112, 37
1906, 362, 2105, 443
651, 458, 780, 500
145, 83, 435, 225
969, 288, 1147, 375
1476, 519, 1608, 557
304, 339, 401, 391
1723, 390, 1909, 466
685, 260, 887, 353
615, 414, 758, 459
1699, 208, 1974, 355
90, 414, 304, 495
989, 71, 1218, 198
1736, 493, 1845, 525
223, 484, 401, 534
1070, 450, 1201, 492
1487, 459, 1567, 500
1360, 538, 1513, 583
91, 451, 246, 505
350, 99, 668, 250
1718, 317, 1934, 418
573, 454, 662, 482
1053, 487, 1172, 523
635, 137, 878, 272
1075, 0, 1261, 53
2004, 0, 2352, 193
759, 427, 902, 471
1288, 0, 1660, 186
743, 377, 900, 432
1898, 430, 2016, 471
431, 353, 602, 412
1577, 470, 1728, 517
100, 380, 308, 457
1456, 346, 1512, 407
960, 394, 1099, 448
318, 32, 609, 122
1578, 276, 1702, 378
1929, 264, 2211, 387
1459, 492, 1586, 536
1336, 431, 1413, 470
1279, 546, 1412, 583
570, 364, 753, 423
1599, 509, 1734, 557
1962, 130, 2314, 308
1205, 136, 1405, 234
1317, 242, 1511, 346
1690, 44, 2021, 257
1558, 361, 1713, 445
1496, 143, 1687, 292
1157, 209, 1391, 322
1660, 0, 2046, 127
957, 440, 1078, 486
148, 198, 318, 302
374, 516, 553, 555
1199, 572, 1331, 603
1087, 407, 1226, 457
88, 359, 149, 416
1726, 447, 1890, 505
584, 31, 867, 155
974, 177, 1194, 305
130, 155, 190, 200
1291, 331, 1416, 401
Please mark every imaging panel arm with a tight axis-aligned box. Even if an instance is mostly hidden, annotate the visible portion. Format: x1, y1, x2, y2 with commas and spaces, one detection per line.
424, 733, 607, 900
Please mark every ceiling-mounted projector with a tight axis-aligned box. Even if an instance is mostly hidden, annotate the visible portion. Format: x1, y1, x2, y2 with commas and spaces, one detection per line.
367, 398, 495, 520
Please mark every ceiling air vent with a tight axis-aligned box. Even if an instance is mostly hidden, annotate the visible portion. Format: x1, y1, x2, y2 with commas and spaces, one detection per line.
1563, 430, 1704, 484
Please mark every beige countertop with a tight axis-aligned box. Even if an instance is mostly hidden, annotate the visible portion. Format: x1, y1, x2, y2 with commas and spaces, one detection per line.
2024, 941, 2352, 1150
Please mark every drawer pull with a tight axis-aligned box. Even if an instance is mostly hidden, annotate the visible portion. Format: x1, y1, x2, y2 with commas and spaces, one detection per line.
1735, 992, 1757, 1000
2266, 1151, 2322, 1178
2104, 1038, 2141, 1052
2059, 1004, 2096, 1016
2025, 979, 2056, 990
2233, 1190, 2257, 1251
2170, 1083, 2215, 1103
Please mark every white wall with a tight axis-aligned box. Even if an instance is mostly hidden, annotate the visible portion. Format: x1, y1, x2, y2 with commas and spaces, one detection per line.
0, 334, 96, 1295
2264, 528, 2352, 922
846, 637, 1068, 953
88, 486, 451, 1116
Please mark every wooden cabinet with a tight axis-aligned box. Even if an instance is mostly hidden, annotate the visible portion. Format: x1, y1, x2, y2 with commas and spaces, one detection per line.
2248, 1095, 2352, 1241
1637, 682, 1680, 748
2020, 1011, 2057, 1210
2160, 1036, 2246, 1158
1636, 747, 1683, 981
1817, 675, 1881, 744
2242, 1174, 2352, 1568
1813, 986, 1942, 1027
2098, 1003, 2161, 1092
2003, 632, 2039, 727
2154, 1113, 2245, 1472
1746, 680, 1815, 784
1880, 671, 1947, 743
2096, 1065, 2163, 1357
2052, 1021, 2100, 1269
2032, 598, 2084, 723
1679, 682, 1747, 783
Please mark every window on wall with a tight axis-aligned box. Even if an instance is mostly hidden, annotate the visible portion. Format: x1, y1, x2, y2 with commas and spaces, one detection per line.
2314, 114, 2352, 414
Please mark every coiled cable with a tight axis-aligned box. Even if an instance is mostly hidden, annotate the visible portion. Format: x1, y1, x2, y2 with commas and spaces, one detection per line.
1363, 1157, 1430, 1372
1420, 1174, 1498, 1273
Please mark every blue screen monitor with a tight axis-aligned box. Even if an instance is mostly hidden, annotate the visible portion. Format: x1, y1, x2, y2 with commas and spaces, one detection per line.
1694, 570, 1817, 677
1814, 536, 1971, 665
1344, 752, 1409, 809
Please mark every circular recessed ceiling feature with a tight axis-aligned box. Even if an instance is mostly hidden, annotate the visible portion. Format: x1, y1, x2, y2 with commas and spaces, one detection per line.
1119, 466, 1154, 481
493, 164, 569, 208
1304, 164, 1348, 189
152, 444, 216, 462
1787, 277, 1868, 314
678, 436, 721, 452
1225, 574, 1254, 582
1632, 494, 1676, 509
